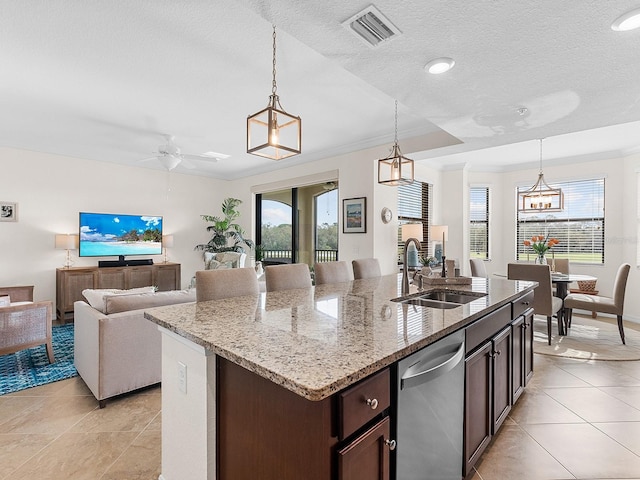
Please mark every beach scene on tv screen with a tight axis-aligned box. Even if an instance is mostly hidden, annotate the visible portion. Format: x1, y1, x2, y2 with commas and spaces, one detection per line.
80, 213, 162, 257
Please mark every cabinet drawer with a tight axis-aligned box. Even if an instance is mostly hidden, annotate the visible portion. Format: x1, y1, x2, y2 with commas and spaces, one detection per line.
512, 291, 534, 319
465, 304, 511, 355
338, 368, 390, 440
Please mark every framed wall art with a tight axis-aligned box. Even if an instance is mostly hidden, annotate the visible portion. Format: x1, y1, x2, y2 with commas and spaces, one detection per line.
0, 202, 17, 222
343, 197, 366, 233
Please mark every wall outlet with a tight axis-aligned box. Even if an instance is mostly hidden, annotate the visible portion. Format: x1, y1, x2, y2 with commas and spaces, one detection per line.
177, 361, 187, 394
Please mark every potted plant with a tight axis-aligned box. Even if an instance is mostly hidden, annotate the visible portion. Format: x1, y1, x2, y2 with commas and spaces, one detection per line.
194, 198, 255, 256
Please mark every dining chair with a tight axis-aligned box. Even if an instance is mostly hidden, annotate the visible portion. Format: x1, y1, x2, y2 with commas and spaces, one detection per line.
507, 263, 564, 345
195, 268, 260, 302
564, 263, 630, 344
265, 263, 313, 292
469, 259, 488, 278
314, 261, 351, 285
352, 258, 382, 280
546, 258, 569, 274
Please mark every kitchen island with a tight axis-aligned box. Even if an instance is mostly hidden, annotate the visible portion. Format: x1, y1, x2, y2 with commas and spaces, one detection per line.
145, 274, 536, 480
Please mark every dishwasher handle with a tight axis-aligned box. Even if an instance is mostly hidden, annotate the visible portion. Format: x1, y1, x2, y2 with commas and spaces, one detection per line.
401, 342, 465, 390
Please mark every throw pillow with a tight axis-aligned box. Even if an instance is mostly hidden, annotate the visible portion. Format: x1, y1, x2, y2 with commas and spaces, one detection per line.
82, 286, 157, 313
0, 295, 10, 307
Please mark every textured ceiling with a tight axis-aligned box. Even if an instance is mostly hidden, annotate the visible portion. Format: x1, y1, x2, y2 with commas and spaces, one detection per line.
1, 1, 640, 179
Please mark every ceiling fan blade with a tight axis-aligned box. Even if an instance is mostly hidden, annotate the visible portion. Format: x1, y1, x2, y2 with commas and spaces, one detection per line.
139, 156, 159, 163
181, 154, 219, 162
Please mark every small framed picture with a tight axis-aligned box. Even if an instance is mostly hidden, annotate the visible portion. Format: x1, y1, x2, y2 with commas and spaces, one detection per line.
0, 202, 17, 222
343, 197, 366, 234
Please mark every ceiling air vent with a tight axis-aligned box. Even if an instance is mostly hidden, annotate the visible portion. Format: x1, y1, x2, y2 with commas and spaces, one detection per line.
343, 5, 401, 48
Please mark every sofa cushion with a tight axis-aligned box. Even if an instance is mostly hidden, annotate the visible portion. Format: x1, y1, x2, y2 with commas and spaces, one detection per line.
103, 289, 196, 314
82, 286, 157, 313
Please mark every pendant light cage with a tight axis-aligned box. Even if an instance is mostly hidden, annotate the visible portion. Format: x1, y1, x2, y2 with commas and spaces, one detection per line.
517, 139, 564, 212
247, 26, 301, 160
378, 101, 414, 186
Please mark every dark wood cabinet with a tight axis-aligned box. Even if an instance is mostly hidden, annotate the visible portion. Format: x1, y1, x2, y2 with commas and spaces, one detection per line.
55, 263, 180, 322
463, 341, 492, 476
337, 417, 391, 480
492, 326, 512, 434
511, 308, 534, 403
463, 292, 533, 478
217, 357, 393, 480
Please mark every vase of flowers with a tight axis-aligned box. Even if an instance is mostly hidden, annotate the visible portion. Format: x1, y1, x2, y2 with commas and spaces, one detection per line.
523, 235, 559, 264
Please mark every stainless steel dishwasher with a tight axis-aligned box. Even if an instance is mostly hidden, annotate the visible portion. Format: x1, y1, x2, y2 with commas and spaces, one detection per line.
396, 330, 465, 480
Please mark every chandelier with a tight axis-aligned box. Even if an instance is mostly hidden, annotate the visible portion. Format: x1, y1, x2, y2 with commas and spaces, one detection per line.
247, 25, 301, 160
517, 138, 563, 212
378, 100, 414, 186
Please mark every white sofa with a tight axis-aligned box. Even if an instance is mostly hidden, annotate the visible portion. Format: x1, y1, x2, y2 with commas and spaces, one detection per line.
74, 288, 196, 407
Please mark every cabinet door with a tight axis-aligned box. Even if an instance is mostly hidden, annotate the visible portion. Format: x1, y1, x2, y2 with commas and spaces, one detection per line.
523, 309, 534, 384
492, 326, 512, 434
511, 316, 525, 403
56, 269, 97, 321
155, 264, 180, 291
337, 416, 391, 480
127, 266, 154, 288
463, 341, 492, 477
98, 268, 127, 289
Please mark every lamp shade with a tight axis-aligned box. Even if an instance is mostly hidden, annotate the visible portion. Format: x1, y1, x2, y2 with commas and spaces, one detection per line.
55, 234, 78, 250
401, 223, 423, 242
162, 235, 174, 248
430, 225, 448, 242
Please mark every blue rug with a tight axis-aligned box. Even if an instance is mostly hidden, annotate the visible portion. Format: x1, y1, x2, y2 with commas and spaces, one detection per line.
0, 324, 78, 395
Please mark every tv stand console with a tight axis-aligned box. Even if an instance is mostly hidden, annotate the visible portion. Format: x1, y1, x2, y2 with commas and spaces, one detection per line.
55, 262, 181, 323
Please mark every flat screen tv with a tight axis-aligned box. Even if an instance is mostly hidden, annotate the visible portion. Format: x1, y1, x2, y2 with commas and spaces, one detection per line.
79, 212, 163, 258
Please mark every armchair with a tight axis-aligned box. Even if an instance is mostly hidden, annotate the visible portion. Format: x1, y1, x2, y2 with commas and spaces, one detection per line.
0, 300, 54, 363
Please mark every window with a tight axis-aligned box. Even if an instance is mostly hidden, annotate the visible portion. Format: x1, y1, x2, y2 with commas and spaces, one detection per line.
470, 187, 489, 259
516, 178, 605, 264
398, 181, 432, 260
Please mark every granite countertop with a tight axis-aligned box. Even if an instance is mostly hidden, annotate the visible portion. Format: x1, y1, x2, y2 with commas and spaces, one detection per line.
144, 274, 535, 401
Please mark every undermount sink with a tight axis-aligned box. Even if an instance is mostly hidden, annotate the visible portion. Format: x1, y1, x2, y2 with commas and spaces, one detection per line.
392, 289, 487, 309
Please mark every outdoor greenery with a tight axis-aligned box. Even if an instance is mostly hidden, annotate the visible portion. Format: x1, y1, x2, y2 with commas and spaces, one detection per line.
260, 222, 338, 251
194, 197, 254, 254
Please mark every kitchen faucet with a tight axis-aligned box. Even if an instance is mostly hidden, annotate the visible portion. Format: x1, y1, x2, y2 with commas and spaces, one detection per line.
402, 237, 422, 296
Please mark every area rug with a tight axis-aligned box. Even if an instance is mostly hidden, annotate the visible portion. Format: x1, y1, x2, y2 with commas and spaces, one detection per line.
533, 315, 640, 361
0, 324, 77, 395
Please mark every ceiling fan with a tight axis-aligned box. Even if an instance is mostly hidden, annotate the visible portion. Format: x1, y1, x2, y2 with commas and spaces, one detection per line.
141, 135, 229, 171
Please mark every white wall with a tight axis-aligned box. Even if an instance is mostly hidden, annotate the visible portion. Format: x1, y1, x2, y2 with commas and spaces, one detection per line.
0, 147, 228, 304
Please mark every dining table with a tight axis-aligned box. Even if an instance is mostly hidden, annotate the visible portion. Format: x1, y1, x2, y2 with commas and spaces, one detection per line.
494, 271, 598, 336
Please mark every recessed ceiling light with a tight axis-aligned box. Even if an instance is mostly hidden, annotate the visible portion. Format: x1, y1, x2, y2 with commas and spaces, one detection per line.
425, 57, 455, 74
612, 8, 640, 31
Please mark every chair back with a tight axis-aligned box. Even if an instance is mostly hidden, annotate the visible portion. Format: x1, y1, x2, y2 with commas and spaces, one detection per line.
352, 258, 381, 280
469, 259, 488, 278
546, 258, 569, 274
265, 263, 312, 292
195, 268, 259, 302
507, 263, 554, 316
0, 285, 34, 302
314, 261, 351, 285
612, 263, 631, 313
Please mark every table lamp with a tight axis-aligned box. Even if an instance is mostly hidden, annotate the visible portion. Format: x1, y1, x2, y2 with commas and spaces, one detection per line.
55, 234, 79, 268
162, 235, 174, 263
430, 225, 449, 277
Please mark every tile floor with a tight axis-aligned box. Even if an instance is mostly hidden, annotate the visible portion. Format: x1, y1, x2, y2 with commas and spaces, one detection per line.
1, 318, 639, 479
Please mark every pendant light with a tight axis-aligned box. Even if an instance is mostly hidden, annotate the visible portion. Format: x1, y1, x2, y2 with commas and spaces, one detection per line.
378, 100, 414, 186
517, 138, 563, 212
247, 25, 301, 160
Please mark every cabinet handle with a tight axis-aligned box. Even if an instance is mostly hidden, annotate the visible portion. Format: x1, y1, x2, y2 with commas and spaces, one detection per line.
366, 398, 378, 410
385, 439, 397, 451
522, 301, 530, 306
